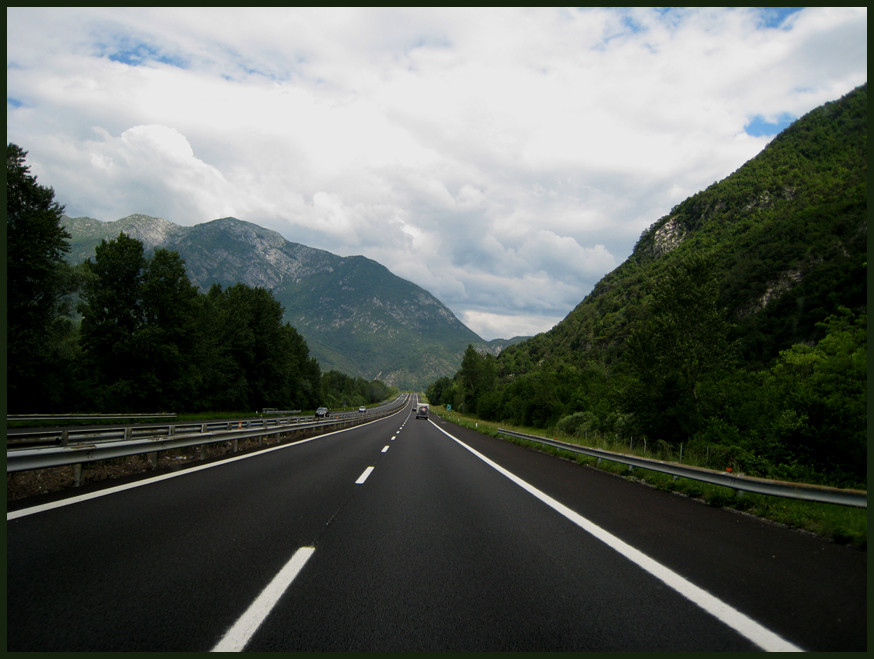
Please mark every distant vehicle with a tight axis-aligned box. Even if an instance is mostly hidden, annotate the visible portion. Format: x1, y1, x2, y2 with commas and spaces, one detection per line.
359, 406, 367, 413
416, 404, 429, 419
315, 407, 329, 418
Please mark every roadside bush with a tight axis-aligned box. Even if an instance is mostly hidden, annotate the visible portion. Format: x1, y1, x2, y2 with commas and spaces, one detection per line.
476, 390, 502, 421
554, 411, 597, 438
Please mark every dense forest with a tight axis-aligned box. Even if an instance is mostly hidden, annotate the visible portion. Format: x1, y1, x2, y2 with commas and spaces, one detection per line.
6, 143, 395, 415
428, 85, 867, 489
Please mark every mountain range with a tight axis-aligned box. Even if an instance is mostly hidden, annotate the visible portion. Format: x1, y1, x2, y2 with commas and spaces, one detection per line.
422, 84, 867, 492
61, 84, 866, 400
508, 83, 867, 373
443, 82, 867, 438
62, 214, 523, 390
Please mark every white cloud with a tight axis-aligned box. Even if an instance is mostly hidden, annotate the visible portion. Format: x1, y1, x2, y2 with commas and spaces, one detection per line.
32, 124, 237, 222
461, 310, 567, 343
6, 6, 867, 340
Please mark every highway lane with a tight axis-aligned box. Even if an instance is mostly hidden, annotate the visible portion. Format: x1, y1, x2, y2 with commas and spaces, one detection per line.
6, 402, 865, 651
7, 404, 415, 651
246, 414, 759, 651
426, 416, 867, 652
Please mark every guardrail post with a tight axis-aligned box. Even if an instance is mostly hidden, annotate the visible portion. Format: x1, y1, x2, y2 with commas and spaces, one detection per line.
72, 463, 82, 487
148, 452, 158, 469
232, 439, 238, 453
61, 429, 69, 447
124, 426, 132, 441
169, 425, 175, 437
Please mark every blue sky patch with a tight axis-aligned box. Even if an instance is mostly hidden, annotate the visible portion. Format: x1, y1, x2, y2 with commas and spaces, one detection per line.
744, 113, 796, 137
102, 38, 187, 69
756, 7, 804, 29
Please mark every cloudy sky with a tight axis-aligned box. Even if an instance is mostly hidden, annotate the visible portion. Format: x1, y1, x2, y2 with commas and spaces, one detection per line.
6, 7, 867, 339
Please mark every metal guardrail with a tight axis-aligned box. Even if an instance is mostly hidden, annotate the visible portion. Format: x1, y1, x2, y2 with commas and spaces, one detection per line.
497, 429, 867, 509
8, 420, 279, 448
6, 399, 406, 449
9, 415, 351, 448
6, 395, 411, 476
8, 413, 177, 422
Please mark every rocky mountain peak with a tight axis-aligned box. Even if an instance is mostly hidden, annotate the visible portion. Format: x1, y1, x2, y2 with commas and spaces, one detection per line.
62, 214, 488, 389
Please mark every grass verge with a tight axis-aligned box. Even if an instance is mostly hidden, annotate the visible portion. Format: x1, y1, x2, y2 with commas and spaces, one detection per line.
432, 406, 866, 549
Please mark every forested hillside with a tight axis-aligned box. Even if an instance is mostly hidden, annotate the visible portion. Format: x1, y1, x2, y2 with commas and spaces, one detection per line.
429, 84, 867, 488
62, 214, 487, 390
6, 145, 396, 414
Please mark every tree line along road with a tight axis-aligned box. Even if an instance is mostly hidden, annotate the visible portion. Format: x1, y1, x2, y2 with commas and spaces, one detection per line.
6, 401, 865, 651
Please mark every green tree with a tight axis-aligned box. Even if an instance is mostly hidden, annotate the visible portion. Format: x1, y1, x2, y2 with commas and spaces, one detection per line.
206, 284, 280, 410
283, 324, 322, 410
137, 248, 201, 409
78, 236, 206, 411
197, 283, 322, 411
758, 309, 867, 486
426, 376, 453, 406
193, 284, 253, 410
457, 345, 481, 412
625, 253, 734, 443
457, 344, 497, 414
78, 233, 150, 410
319, 369, 394, 410
500, 370, 562, 428
6, 144, 79, 411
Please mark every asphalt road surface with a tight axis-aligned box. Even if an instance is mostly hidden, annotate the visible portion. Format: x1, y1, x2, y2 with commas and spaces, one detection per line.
6, 402, 866, 651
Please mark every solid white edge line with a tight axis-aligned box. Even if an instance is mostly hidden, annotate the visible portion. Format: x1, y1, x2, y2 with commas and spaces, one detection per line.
355, 466, 375, 484
430, 421, 804, 653
8, 410, 404, 521
211, 545, 316, 652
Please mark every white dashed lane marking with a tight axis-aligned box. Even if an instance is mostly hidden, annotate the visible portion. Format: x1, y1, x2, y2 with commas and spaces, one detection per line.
212, 546, 316, 652
355, 467, 375, 485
